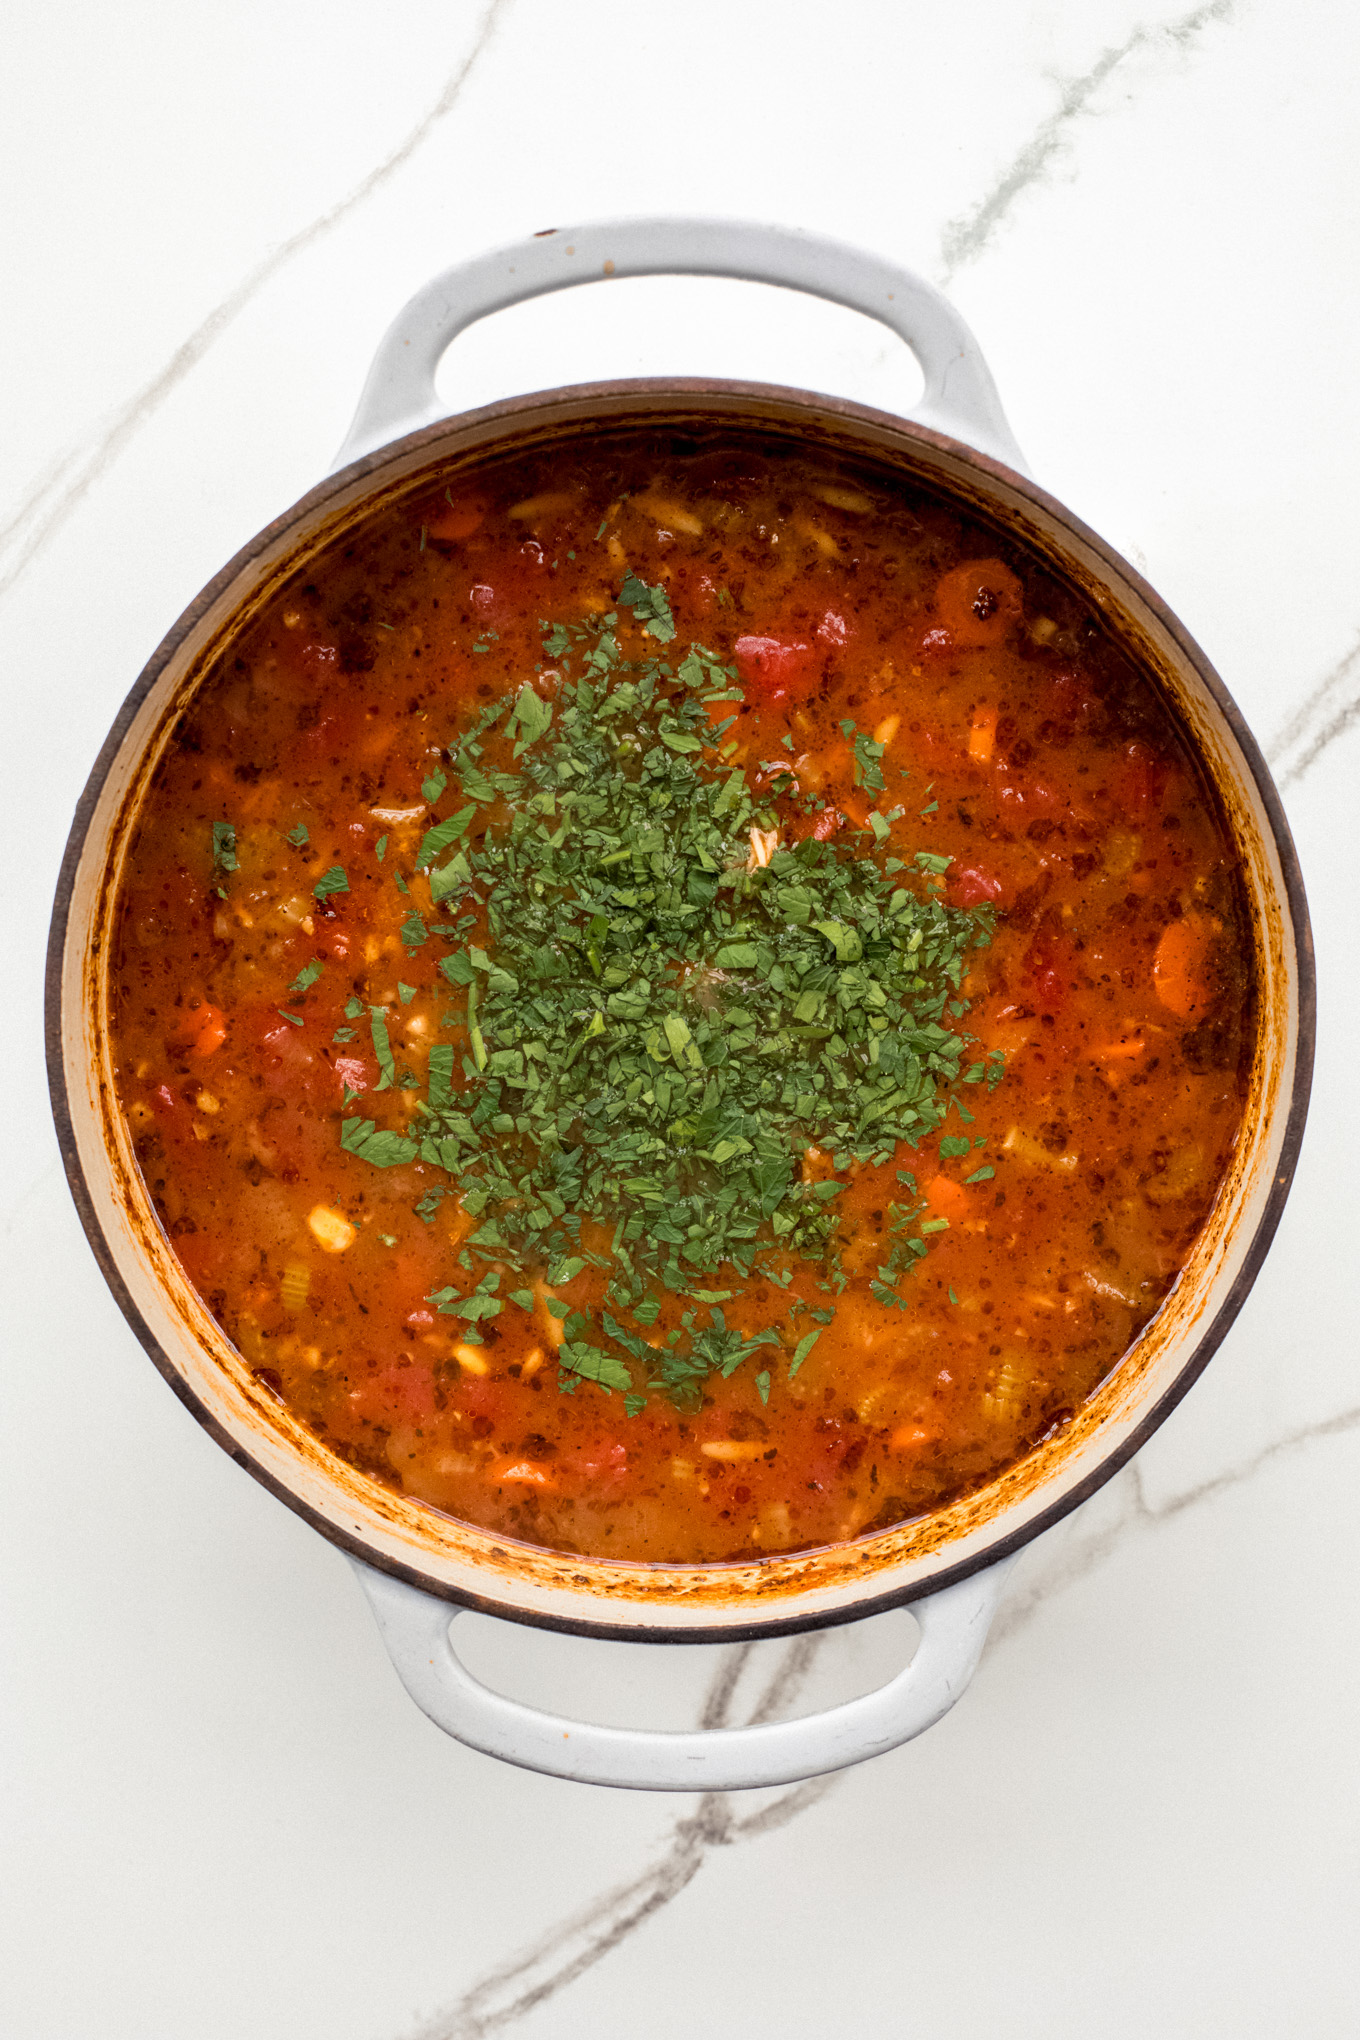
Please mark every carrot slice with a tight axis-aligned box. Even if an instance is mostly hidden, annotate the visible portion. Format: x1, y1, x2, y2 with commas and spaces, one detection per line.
427, 498, 486, 542
967, 706, 998, 761
1152, 913, 1219, 1020
189, 1004, 227, 1056
922, 1174, 972, 1222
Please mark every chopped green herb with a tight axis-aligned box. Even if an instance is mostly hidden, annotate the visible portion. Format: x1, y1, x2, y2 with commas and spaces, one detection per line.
314, 865, 349, 900
340, 1117, 418, 1167
286, 823, 309, 848
289, 958, 324, 996
334, 581, 999, 1410
789, 1329, 822, 1378
369, 1009, 396, 1091
414, 1187, 448, 1223
618, 570, 676, 642
416, 805, 477, 871
212, 821, 237, 875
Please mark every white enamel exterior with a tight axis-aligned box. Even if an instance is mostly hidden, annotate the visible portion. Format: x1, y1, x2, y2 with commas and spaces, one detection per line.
50, 221, 1309, 1791
331, 218, 1030, 477
352, 1551, 1018, 1792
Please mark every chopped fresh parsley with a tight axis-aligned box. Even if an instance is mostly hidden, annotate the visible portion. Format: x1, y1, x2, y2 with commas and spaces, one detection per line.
341, 1117, 418, 1168
212, 821, 237, 875
289, 958, 324, 996
369, 1008, 396, 1091
314, 865, 349, 900
618, 570, 676, 643
335, 583, 1000, 1411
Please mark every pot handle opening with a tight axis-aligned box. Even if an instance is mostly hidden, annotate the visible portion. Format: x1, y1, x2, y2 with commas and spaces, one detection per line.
331, 219, 1027, 475
349, 1554, 1015, 1792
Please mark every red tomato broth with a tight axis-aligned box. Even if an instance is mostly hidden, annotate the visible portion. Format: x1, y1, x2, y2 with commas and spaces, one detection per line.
109, 432, 1254, 1565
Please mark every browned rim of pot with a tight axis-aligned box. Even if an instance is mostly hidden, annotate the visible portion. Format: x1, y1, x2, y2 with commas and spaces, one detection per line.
45, 378, 1315, 1642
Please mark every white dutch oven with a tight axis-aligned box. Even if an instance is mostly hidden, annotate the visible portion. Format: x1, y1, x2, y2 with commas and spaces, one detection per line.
47, 220, 1313, 1791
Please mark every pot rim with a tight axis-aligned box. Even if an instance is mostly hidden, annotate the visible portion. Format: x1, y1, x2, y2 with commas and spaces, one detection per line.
45, 375, 1316, 1642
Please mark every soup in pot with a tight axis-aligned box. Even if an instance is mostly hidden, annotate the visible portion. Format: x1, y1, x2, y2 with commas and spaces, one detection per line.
108, 430, 1254, 1562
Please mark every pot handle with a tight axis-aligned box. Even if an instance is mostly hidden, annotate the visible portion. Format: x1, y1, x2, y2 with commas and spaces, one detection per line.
331, 218, 1028, 475
350, 1553, 1016, 1792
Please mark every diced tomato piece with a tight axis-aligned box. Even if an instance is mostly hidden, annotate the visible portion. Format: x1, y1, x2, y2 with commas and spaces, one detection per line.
789, 805, 845, 844
926, 559, 1023, 651
1152, 911, 1219, 1020
298, 640, 339, 677
802, 1416, 855, 1490
914, 724, 972, 775
187, 1004, 227, 1056
295, 711, 350, 767
951, 864, 1007, 908
347, 1362, 437, 1423
922, 1174, 972, 1222
996, 767, 1085, 821
567, 1440, 629, 1487
465, 549, 548, 627
733, 634, 819, 701
1023, 928, 1075, 1013
173, 1229, 230, 1289
919, 628, 954, 660
246, 1009, 330, 1101
450, 1374, 511, 1430
1110, 740, 1169, 813
426, 498, 487, 542
1042, 669, 1098, 726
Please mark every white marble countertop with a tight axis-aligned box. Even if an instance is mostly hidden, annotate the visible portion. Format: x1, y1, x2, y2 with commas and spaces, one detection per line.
4, 3, 1358, 2033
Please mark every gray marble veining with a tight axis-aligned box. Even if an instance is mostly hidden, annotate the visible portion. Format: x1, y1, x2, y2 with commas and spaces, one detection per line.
0, 0, 510, 606
938, 0, 1236, 283
407, 1395, 1360, 2039
1268, 630, 1360, 787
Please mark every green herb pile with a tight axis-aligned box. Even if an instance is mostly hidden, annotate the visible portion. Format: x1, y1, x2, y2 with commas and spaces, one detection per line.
338, 578, 1001, 1412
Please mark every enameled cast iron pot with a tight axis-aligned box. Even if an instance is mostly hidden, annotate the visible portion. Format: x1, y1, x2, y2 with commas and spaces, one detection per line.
47, 221, 1314, 1791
